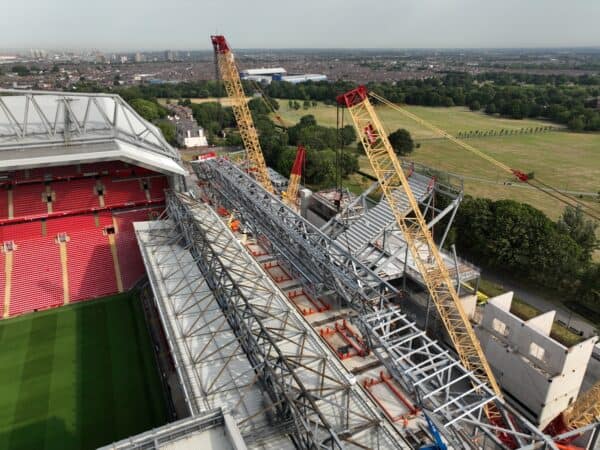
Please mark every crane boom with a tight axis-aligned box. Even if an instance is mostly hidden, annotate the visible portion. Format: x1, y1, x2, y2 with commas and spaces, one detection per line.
369, 92, 600, 221
566, 380, 600, 430
283, 145, 305, 207
211, 35, 273, 193
545, 380, 600, 437
337, 86, 502, 398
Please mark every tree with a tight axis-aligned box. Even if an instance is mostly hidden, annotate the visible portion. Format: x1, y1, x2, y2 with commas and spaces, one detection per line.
568, 115, 585, 131
11, 65, 30, 76
340, 125, 356, 146
557, 206, 598, 261
340, 150, 359, 176
388, 129, 414, 155
576, 263, 600, 307
299, 115, 317, 127
485, 103, 497, 114
129, 98, 166, 122
156, 121, 176, 146
469, 100, 481, 111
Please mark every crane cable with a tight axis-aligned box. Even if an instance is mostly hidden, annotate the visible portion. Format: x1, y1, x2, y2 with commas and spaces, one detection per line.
369, 91, 600, 222
249, 80, 290, 128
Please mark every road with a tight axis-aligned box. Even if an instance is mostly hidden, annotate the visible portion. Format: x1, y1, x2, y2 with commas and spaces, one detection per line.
483, 272, 598, 338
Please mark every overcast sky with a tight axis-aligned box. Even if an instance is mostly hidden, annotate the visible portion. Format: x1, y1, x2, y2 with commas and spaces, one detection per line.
2, 0, 599, 50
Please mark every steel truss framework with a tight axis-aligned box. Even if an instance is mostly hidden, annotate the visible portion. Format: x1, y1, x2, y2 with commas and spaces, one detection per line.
0, 89, 178, 160
136, 219, 291, 448
194, 158, 558, 450
98, 408, 241, 450
324, 160, 463, 246
161, 191, 402, 449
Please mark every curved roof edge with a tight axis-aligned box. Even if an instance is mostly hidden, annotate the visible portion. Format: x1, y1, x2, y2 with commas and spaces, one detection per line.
0, 89, 184, 175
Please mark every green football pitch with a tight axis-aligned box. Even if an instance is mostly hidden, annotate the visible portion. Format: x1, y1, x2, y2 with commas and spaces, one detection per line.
0, 293, 167, 450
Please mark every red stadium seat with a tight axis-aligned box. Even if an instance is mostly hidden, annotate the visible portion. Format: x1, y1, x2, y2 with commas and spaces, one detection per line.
12, 184, 48, 217
0, 161, 168, 318
103, 178, 147, 206
113, 209, 154, 290
9, 236, 64, 316
67, 228, 118, 303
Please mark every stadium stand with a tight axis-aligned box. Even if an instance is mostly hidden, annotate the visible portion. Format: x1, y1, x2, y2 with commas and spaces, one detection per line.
66, 227, 119, 303
0, 90, 185, 319
9, 236, 64, 315
0, 163, 171, 317
12, 183, 48, 217
51, 178, 102, 213
114, 208, 162, 290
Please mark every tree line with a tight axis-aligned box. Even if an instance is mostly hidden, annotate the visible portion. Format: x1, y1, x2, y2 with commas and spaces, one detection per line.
450, 199, 599, 315
81, 69, 600, 133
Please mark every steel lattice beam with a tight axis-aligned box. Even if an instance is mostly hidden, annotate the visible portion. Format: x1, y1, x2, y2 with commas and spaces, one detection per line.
165, 191, 402, 450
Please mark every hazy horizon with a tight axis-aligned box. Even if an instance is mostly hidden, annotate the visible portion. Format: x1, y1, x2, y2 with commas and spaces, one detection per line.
2, 0, 599, 51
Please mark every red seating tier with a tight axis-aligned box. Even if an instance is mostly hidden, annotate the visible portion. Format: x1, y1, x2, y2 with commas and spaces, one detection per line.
0, 222, 43, 241
12, 184, 48, 217
103, 178, 147, 205
114, 209, 151, 290
0, 161, 168, 318
9, 237, 64, 316
0, 189, 8, 219
51, 178, 100, 213
149, 177, 168, 201
45, 214, 98, 235
67, 228, 118, 303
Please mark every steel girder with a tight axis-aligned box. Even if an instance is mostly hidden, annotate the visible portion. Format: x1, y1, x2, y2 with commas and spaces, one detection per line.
165, 191, 402, 450
194, 158, 558, 450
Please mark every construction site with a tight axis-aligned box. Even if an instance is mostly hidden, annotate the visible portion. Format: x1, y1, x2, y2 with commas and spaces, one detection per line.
0, 34, 598, 450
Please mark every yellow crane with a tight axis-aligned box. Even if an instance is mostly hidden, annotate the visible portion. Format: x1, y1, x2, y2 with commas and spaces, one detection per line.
282, 145, 306, 207
211, 35, 274, 193
545, 380, 600, 444
337, 86, 507, 431
369, 91, 600, 222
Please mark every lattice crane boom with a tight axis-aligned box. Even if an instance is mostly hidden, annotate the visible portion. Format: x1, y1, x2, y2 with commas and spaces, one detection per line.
337, 86, 502, 399
546, 380, 600, 437
282, 145, 305, 207
369, 91, 600, 221
565, 380, 600, 430
211, 35, 273, 193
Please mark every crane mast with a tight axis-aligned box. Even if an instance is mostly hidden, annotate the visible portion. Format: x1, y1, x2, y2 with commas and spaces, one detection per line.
283, 145, 305, 207
337, 86, 502, 399
211, 35, 274, 193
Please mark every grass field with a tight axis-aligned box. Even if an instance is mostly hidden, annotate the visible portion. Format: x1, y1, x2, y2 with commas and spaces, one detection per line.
273, 101, 556, 138
273, 100, 600, 222
0, 294, 167, 450
157, 97, 249, 107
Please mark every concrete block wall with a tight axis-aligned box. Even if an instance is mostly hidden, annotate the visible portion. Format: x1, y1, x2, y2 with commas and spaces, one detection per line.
474, 292, 597, 428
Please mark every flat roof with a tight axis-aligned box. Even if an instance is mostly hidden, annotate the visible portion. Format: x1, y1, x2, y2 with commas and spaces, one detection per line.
135, 220, 293, 450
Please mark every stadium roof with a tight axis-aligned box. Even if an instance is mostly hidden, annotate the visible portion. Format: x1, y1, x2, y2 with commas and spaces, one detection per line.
0, 89, 185, 176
